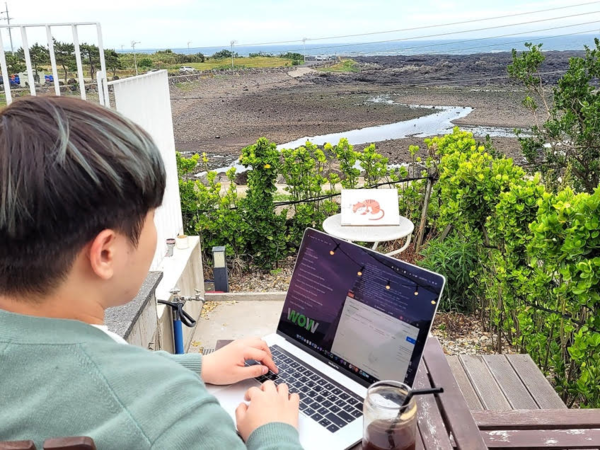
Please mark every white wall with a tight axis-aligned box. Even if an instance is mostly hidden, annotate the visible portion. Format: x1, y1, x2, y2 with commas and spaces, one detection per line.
110, 71, 183, 269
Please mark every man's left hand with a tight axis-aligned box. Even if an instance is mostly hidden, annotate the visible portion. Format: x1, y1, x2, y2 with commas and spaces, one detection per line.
201, 337, 278, 385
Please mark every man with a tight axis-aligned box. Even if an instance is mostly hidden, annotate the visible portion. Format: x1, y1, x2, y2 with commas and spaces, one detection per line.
0, 96, 302, 450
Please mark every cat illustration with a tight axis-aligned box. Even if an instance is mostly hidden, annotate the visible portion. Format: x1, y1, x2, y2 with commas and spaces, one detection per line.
352, 199, 385, 220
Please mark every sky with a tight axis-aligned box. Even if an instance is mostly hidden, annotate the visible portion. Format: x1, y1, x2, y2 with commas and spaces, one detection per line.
3, 0, 600, 51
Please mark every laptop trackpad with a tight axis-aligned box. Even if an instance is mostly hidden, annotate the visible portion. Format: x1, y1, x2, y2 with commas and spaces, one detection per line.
213, 379, 260, 423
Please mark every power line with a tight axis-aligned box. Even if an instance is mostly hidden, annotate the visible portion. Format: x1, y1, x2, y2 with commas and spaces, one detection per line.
185, 13, 598, 59
304, 1, 600, 42
350, 22, 600, 57
235, 0, 600, 47
275, 10, 600, 54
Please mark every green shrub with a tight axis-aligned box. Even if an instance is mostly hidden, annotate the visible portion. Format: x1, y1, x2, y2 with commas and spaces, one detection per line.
138, 58, 153, 69
238, 138, 288, 268
524, 187, 600, 406
419, 232, 482, 313
509, 41, 600, 193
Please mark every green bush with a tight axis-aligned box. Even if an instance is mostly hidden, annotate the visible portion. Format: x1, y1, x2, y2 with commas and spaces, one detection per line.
178, 138, 411, 268
509, 40, 600, 193
419, 232, 482, 313
212, 49, 238, 59
524, 188, 600, 406
177, 127, 600, 406
138, 58, 153, 69
416, 127, 600, 407
238, 138, 288, 268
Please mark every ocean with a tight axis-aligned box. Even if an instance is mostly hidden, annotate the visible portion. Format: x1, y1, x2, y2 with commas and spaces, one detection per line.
130, 34, 599, 57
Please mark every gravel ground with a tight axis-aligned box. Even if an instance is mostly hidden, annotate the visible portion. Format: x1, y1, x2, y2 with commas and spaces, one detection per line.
169, 55, 546, 169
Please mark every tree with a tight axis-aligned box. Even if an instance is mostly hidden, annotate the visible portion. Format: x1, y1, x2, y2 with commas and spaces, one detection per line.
104, 49, 123, 78
509, 41, 600, 193
80, 43, 100, 80
212, 49, 237, 59
17, 43, 49, 82
155, 49, 176, 65
54, 40, 76, 83
5, 52, 25, 75
138, 58, 153, 69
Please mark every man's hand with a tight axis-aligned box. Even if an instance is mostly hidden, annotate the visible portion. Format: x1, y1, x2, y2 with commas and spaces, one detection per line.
236, 381, 300, 441
201, 337, 278, 385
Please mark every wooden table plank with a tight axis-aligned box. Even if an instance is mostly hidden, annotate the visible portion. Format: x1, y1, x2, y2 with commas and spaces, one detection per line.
414, 363, 453, 450
483, 355, 539, 410
481, 428, 600, 448
447, 355, 484, 411
473, 409, 600, 430
460, 355, 512, 410
415, 428, 425, 450
425, 340, 487, 449
506, 354, 567, 409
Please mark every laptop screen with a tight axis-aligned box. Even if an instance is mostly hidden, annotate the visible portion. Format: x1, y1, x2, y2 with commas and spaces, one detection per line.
277, 228, 445, 387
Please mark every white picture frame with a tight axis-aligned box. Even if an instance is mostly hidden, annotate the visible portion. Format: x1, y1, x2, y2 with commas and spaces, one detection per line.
340, 189, 400, 226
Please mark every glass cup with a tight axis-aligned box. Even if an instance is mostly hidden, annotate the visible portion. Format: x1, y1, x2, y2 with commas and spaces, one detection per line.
362, 381, 417, 450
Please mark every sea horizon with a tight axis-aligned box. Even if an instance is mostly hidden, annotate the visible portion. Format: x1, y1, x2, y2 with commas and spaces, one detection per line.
124, 34, 599, 57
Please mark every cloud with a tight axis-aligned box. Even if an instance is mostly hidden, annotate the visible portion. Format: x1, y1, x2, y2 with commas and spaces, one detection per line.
7, 0, 592, 49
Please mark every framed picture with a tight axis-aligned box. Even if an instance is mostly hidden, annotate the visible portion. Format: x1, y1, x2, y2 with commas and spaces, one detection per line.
341, 189, 400, 226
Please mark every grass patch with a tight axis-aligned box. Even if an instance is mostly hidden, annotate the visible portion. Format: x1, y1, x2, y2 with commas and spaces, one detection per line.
169, 56, 293, 71
174, 82, 197, 91
319, 59, 360, 73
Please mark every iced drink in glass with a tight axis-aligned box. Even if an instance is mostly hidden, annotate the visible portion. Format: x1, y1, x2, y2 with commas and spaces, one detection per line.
362, 381, 417, 450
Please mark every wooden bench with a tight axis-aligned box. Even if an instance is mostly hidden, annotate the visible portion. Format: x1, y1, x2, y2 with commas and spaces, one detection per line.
448, 354, 600, 448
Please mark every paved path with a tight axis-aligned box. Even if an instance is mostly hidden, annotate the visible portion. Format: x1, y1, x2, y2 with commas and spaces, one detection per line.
287, 66, 317, 78
190, 300, 283, 352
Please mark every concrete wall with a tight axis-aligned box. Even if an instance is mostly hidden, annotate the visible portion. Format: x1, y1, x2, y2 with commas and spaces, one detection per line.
105, 272, 163, 349
155, 236, 205, 352
111, 70, 183, 271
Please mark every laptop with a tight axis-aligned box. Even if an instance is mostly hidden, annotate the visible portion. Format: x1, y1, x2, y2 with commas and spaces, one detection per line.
209, 228, 445, 449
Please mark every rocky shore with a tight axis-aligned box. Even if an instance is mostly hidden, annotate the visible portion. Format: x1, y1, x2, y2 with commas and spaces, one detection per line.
171, 51, 578, 170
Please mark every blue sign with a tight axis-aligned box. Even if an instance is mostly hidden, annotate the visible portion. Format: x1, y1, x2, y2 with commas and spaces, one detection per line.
406, 336, 416, 345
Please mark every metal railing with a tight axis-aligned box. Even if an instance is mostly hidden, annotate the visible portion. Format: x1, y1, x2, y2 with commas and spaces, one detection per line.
0, 22, 110, 107
0, 23, 183, 270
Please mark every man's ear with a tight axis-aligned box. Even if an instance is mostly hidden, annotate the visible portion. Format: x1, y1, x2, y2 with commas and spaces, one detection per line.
88, 229, 118, 280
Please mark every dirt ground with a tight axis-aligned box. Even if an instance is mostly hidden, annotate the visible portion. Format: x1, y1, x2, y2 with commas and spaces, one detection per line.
171, 51, 576, 168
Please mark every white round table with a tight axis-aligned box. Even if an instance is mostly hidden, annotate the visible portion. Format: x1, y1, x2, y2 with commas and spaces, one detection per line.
322, 214, 415, 256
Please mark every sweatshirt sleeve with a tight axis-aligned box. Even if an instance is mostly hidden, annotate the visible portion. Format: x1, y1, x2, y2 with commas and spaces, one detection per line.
151, 407, 304, 450
149, 353, 304, 449
91, 344, 303, 450
154, 351, 203, 376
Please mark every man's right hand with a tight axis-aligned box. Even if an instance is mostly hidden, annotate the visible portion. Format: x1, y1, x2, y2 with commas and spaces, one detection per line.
236, 380, 300, 441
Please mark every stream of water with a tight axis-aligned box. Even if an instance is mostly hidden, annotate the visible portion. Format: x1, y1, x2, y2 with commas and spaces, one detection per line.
203, 101, 523, 175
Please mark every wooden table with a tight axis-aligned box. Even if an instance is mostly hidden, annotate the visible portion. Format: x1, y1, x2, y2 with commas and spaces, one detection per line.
213, 339, 600, 449
354, 336, 488, 449
448, 353, 600, 448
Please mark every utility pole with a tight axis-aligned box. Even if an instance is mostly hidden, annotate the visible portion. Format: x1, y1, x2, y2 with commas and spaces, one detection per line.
131, 40, 140, 76
0, 2, 14, 53
230, 40, 237, 69
302, 37, 307, 63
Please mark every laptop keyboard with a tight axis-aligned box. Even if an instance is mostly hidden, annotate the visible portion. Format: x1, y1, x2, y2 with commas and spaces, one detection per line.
246, 344, 364, 433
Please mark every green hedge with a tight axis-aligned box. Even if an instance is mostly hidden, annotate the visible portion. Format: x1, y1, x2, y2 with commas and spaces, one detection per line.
424, 128, 600, 407
178, 128, 600, 407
